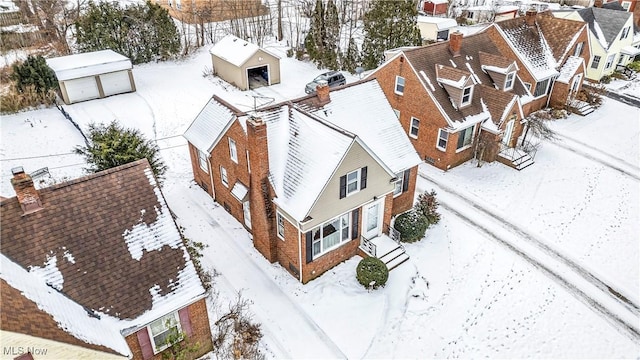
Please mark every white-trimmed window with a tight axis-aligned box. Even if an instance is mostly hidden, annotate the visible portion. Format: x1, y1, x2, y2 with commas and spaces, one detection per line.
533, 78, 551, 97
346, 169, 360, 195
574, 42, 584, 57
410, 117, 420, 138
461, 86, 473, 106
437, 129, 449, 151
393, 172, 404, 196
311, 213, 351, 257
605, 54, 616, 69
622, 1, 631, 10
229, 138, 238, 163
456, 125, 475, 151
220, 166, 228, 187
276, 212, 285, 239
504, 72, 515, 90
591, 55, 601, 69
621, 26, 630, 40
197, 150, 208, 172
148, 312, 182, 353
395, 76, 405, 95
524, 82, 532, 91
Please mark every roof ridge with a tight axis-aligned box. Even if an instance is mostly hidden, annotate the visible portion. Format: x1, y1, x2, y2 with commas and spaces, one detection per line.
45, 159, 151, 193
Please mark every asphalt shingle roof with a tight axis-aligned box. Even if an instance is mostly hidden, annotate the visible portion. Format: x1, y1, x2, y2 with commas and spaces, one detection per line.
577, 7, 632, 50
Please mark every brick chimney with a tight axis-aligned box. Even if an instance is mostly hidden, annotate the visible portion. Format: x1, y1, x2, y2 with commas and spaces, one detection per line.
449, 31, 463, 57
525, 8, 537, 27
10, 166, 42, 214
593, 0, 603, 7
316, 80, 330, 104
246, 116, 277, 262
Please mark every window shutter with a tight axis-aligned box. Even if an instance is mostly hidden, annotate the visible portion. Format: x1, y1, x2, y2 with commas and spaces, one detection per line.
137, 328, 154, 360
360, 167, 367, 190
339, 175, 346, 199
351, 209, 360, 239
178, 307, 193, 337
402, 169, 411, 193
305, 231, 313, 263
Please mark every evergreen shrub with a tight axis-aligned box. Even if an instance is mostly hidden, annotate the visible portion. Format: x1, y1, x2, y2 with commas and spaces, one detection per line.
394, 210, 428, 243
356, 257, 389, 289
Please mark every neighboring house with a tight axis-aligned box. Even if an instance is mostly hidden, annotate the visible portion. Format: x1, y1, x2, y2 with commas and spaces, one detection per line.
421, 0, 449, 16
210, 34, 281, 91
417, 16, 458, 42
184, 79, 421, 283
368, 30, 536, 171
488, 10, 592, 113
157, 0, 268, 23
46, 50, 136, 105
464, 5, 519, 24
0, 160, 212, 360
555, 6, 638, 81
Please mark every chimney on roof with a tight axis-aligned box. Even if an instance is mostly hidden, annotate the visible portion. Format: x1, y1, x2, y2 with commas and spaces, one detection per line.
525, 8, 537, 27
594, 0, 603, 7
246, 116, 277, 263
10, 166, 42, 214
316, 80, 330, 104
449, 31, 463, 57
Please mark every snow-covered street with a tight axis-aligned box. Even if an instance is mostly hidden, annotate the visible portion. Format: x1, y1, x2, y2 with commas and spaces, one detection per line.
1, 45, 639, 358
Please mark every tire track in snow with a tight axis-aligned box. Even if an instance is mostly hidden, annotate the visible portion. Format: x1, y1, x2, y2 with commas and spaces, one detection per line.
178, 187, 347, 359
419, 173, 640, 340
549, 137, 640, 181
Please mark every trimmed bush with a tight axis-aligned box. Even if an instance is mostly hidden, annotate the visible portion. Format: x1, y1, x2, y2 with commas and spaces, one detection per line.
599, 75, 611, 84
627, 61, 640, 72
356, 257, 389, 289
393, 210, 428, 243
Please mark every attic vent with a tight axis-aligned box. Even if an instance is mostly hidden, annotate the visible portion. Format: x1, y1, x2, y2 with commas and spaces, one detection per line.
400, 56, 404, 63
425, 156, 436, 165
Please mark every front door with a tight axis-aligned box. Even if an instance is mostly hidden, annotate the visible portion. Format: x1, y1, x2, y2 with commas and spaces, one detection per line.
362, 198, 384, 239
569, 74, 583, 99
502, 119, 515, 147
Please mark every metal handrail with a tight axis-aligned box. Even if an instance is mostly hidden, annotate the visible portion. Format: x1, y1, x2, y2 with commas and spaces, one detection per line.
360, 235, 376, 257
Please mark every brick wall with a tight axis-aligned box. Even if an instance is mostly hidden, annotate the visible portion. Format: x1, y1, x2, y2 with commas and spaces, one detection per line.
391, 166, 417, 215
372, 56, 476, 170
188, 143, 214, 197
276, 214, 302, 280
125, 298, 213, 360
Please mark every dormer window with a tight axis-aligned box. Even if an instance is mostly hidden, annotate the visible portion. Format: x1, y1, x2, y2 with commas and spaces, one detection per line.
461, 86, 473, 106
504, 72, 515, 90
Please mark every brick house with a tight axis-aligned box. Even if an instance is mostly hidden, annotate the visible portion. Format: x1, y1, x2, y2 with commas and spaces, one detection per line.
488, 10, 592, 114
0, 160, 212, 360
368, 30, 534, 171
184, 79, 422, 283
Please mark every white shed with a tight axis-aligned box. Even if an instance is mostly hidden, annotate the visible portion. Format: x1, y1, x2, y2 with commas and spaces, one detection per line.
46, 50, 136, 104
209, 35, 281, 91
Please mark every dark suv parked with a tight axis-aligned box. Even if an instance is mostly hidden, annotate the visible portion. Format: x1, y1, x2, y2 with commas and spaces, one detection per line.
305, 71, 346, 94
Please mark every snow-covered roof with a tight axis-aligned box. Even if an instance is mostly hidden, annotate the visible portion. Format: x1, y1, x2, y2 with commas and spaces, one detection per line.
46, 50, 132, 81
621, 45, 640, 56
209, 34, 279, 67
495, 22, 559, 81
1, 255, 130, 356
557, 55, 583, 83
577, 7, 632, 51
0, 0, 18, 12
184, 97, 237, 154
0, 160, 206, 332
426, 0, 448, 4
253, 107, 355, 220
297, 80, 422, 175
417, 16, 458, 29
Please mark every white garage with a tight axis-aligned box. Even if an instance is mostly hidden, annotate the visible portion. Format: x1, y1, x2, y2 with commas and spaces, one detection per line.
46, 50, 136, 104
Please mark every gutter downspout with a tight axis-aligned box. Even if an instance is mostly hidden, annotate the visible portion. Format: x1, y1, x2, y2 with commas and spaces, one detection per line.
207, 156, 216, 200
298, 226, 303, 283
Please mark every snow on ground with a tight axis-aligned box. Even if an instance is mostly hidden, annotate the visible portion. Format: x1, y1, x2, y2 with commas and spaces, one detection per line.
1, 39, 639, 358
607, 76, 640, 102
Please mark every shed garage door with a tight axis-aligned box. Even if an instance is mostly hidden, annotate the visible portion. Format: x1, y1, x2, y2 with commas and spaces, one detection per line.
64, 76, 100, 103
100, 71, 132, 96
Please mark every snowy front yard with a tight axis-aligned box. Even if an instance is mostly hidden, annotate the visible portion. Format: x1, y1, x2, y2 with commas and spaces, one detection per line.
1, 44, 639, 358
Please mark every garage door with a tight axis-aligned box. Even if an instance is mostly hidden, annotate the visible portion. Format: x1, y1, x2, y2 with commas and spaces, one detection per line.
100, 71, 132, 96
64, 76, 100, 103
